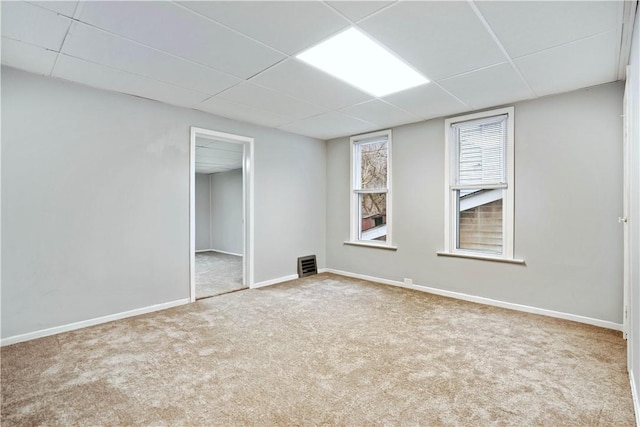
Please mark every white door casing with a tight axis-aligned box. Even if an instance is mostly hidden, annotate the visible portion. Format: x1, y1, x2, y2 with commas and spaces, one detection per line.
189, 127, 254, 302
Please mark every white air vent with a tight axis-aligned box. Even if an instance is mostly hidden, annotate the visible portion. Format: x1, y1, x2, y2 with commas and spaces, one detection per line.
297, 255, 317, 278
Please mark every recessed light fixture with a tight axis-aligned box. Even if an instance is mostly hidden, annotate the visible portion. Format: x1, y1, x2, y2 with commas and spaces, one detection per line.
296, 27, 429, 98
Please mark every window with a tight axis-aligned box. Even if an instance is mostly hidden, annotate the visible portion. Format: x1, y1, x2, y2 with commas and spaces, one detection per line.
349, 130, 393, 248
443, 107, 515, 260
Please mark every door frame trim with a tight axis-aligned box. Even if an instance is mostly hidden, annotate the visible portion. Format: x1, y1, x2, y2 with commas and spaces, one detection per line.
189, 127, 254, 302
623, 73, 631, 344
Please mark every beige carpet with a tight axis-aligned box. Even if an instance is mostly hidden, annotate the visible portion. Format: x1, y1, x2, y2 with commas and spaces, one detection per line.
195, 251, 244, 299
1, 273, 635, 426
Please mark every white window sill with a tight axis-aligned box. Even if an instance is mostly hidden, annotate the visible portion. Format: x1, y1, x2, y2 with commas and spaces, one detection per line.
344, 241, 398, 251
437, 251, 525, 265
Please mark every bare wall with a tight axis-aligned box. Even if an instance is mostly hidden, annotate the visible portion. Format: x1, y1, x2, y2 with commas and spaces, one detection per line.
326, 82, 624, 324
1, 67, 326, 339
194, 173, 211, 251
210, 168, 243, 255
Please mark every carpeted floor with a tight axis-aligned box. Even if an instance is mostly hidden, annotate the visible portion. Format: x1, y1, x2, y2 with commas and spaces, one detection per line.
195, 251, 244, 299
1, 273, 635, 426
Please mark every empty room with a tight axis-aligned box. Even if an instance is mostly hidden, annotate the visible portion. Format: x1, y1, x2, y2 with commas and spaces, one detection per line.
2, 1, 640, 425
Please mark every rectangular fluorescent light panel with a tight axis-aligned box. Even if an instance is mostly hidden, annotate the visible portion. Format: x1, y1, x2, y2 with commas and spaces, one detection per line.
296, 28, 428, 97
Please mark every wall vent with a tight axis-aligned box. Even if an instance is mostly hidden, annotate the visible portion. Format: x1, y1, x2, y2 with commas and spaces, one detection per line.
297, 255, 317, 278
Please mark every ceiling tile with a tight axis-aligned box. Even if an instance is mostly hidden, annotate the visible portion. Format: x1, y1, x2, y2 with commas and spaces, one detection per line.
62, 23, 241, 95
195, 166, 214, 174
1, 37, 58, 75
438, 63, 534, 110
195, 139, 243, 173
339, 100, 420, 128
327, 1, 396, 22
195, 149, 243, 164
52, 55, 209, 108
250, 59, 372, 110
195, 153, 242, 168
195, 158, 241, 168
515, 31, 619, 97
196, 138, 244, 152
196, 164, 240, 174
359, 1, 505, 80
475, 1, 620, 58
178, 1, 349, 55
195, 161, 242, 171
77, 1, 285, 79
383, 83, 469, 121
1, 1, 71, 51
196, 97, 291, 129
195, 165, 237, 174
279, 112, 375, 140
28, 1, 78, 17
217, 82, 327, 120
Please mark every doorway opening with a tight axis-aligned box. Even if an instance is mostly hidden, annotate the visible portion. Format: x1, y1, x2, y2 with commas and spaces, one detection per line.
190, 127, 254, 301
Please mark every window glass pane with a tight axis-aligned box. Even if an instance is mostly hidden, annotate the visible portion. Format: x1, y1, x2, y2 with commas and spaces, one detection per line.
360, 192, 387, 241
360, 140, 387, 189
456, 189, 503, 253
455, 115, 506, 186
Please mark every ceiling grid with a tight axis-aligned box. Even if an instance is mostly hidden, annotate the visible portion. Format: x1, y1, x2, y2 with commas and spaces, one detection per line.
2, 0, 635, 140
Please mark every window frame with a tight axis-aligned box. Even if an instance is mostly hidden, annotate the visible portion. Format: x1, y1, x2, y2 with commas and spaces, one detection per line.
347, 129, 395, 249
442, 107, 516, 261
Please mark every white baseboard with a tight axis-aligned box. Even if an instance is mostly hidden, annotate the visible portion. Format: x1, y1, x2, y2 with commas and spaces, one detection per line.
252, 268, 328, 289
196, 248, 242, 257
5, 269, 620, 346
1, 298, 190, 347
252, 274, 299, 289
631, 370, 640, 427
325, 269, 623, 331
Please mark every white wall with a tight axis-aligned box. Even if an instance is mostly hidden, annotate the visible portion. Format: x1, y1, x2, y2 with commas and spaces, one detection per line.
194, 173, 211, 251
1, 67, 326, 340
210, 168, 243, 255
327, 82, 624, 324
195, 169, 243, 255
626, 6, 640, 422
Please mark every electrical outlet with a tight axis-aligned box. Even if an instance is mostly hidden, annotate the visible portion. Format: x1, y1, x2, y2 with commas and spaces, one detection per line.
404, 278, 413, 285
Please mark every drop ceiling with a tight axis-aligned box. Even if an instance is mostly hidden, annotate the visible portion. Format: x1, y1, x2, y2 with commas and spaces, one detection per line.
195, 137, 243, 174
1, 1, 637, 140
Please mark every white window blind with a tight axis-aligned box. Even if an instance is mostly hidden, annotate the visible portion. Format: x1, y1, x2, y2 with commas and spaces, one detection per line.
453, 114, 507, 187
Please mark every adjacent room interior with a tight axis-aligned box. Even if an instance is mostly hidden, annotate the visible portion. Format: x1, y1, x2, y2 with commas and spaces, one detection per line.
1, 0, 639, 425
194, 135, 246, 299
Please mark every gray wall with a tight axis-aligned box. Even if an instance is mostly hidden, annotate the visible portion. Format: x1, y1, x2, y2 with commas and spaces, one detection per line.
1, 67, 326, 339
627, 8, 640, 418
210, 168, 243, 255
194, 173, 211, 251
327, 82, 624, 323
195, 169, 243, 254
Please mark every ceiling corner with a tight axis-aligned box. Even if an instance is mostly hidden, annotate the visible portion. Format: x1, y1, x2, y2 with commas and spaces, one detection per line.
617, 0, 639, 80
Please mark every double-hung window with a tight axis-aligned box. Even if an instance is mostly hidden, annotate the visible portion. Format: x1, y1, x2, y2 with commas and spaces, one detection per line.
443, 107, 516, 261
349, 130, 393, 247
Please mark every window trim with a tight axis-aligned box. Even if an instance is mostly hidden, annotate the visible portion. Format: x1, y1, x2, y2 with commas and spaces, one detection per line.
348, 129, 393, 248
442, 107, 516, 260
